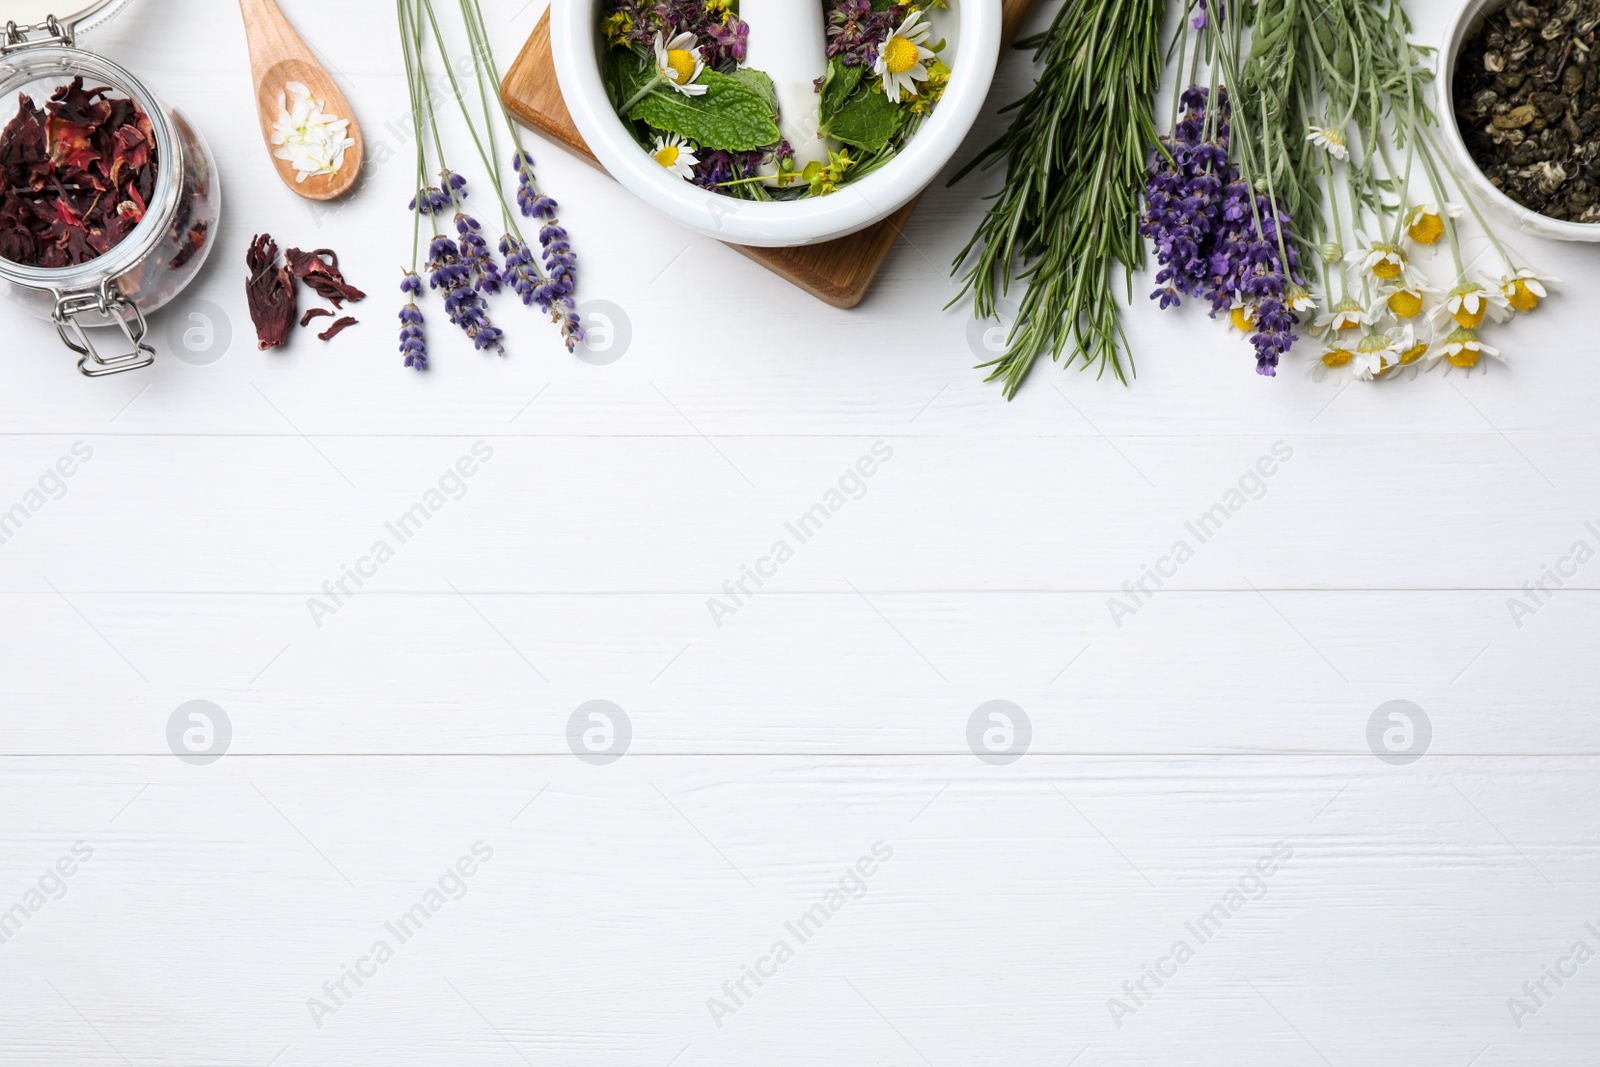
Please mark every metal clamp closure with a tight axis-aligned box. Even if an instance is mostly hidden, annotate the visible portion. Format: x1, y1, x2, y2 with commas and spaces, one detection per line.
53, 279, 155, 378
2, 16, 76, 53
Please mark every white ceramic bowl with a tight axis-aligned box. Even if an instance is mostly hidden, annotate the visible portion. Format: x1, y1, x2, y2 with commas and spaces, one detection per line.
1439, 0, 1600, 242
550, 0, 1002, 246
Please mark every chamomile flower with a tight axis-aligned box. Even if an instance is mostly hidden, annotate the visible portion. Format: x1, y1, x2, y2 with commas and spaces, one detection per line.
1312, 296, 1373, 335
1430, 326, 1501, 374
1404, 202, 1461, 246
1283, 283, 1317, 315
653, 31, 707, 95
1227, 294, 1256, 334
650, 133, 699, 180
1387, 324, 1430, 376
1432, 280, 1508, 330
1309, 341, 1361, 383
1499, 267, 1558, 313
1376, 272, 1438, 320
1351, 332, 1400, 380
873, 10, 936, 103
1346, 232, 1407, 280
1306, 125, 1349, 160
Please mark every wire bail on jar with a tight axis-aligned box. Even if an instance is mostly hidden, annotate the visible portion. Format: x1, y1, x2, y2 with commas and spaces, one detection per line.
52, 278, 155, 377
2, 16, 76, 54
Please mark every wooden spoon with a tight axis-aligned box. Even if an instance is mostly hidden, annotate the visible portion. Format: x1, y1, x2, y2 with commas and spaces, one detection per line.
237, 0, 364, 200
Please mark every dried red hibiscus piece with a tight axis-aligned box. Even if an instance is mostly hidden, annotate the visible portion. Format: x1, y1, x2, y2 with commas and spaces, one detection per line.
0, 77, 159, 268
170, 220, 208, 272
246, 233, 297, 351
285, 247, 366, 308
300, 307, 334, 328
317, 316, 358, 341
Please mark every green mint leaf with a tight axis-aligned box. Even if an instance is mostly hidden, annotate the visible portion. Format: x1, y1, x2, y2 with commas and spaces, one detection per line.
604, 47, 653, 111
820, 59, 864, 118
821, 84, 902, 152
729, 68, 779, 114
630, 69, 780, 152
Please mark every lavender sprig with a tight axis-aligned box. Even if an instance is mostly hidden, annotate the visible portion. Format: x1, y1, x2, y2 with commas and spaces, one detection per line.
1143, 85, 1302, 376
499, 235, 542, 306
456, 212, 503, 295
515, 150, 584, 350
398, 272, 428, 370
427, 234, 503, 354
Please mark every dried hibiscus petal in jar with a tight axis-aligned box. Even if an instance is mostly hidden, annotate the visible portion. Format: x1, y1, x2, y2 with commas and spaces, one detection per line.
0, 77, 159, 268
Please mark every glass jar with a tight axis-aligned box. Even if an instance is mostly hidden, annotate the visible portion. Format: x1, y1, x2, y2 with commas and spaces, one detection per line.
0, 2, 220, 376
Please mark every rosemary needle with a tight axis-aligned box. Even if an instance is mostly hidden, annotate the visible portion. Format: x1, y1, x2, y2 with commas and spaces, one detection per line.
950, 0, 1164, 398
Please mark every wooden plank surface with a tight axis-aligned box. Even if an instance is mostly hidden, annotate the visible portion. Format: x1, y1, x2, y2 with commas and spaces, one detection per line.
2, 1, 1599, 1065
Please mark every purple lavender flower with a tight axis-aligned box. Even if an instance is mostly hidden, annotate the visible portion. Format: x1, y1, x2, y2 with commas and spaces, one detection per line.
554, 301, 583, 352
427, 234, 504, 355
409, 186, 451, 214
512, 150, 579, 307
398, 271, 427, 371
455, 213, 504, 295
1142, 84, 1302, 375
499, 234, 543, 307
1140, 87, 1232, 306
512, 151, 557, 219
540, 223, 576, 300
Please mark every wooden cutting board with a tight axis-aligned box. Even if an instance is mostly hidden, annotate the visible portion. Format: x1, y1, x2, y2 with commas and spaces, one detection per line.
499, 0, 1037, 308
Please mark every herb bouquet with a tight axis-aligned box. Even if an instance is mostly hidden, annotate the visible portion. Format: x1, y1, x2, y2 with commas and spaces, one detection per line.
954, 0, 1557, 396
1148, 0, 1556, 382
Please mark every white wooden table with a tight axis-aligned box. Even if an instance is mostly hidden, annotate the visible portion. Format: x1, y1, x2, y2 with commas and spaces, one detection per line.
2, 1, 1596, 1064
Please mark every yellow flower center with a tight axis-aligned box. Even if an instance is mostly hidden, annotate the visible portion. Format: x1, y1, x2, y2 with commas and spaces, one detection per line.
1446, 327, 1482, 367
1408, 212, 1444, 245
884, 35, 921, 75
665, 48, 697, 84
1506, 279, 1540, 312
1387, 289, 1423, 319
1448, 287, 1487, 328
1400, 343, 1427, 365
1371, 257, 1404, 280
655, 144, 680, 168
1230, 306, 1254, 332
1330, 301, 1363, 330
1322, 349, 1354, 367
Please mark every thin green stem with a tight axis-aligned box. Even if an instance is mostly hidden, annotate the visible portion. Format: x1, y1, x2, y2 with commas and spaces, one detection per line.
621, 75, 664, 114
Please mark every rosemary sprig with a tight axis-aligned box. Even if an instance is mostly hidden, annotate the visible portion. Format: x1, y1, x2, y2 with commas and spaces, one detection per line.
950, 0, 1164, 398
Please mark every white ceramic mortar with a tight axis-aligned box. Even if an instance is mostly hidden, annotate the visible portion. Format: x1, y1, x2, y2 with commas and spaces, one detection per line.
550, 0, 1002, 246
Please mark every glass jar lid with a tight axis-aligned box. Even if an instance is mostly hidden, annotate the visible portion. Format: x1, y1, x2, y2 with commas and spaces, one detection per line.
0, 0, 137, 43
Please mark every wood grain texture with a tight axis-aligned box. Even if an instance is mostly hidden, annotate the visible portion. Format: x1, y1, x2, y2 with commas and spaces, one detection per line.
1, 756, 1597, 1066
1, 1, 1598, 1064
498, 0, 1037, 307
237, 0, 364, 200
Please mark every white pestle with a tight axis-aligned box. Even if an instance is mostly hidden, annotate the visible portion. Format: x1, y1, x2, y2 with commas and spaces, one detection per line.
739, 0, 834, 181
